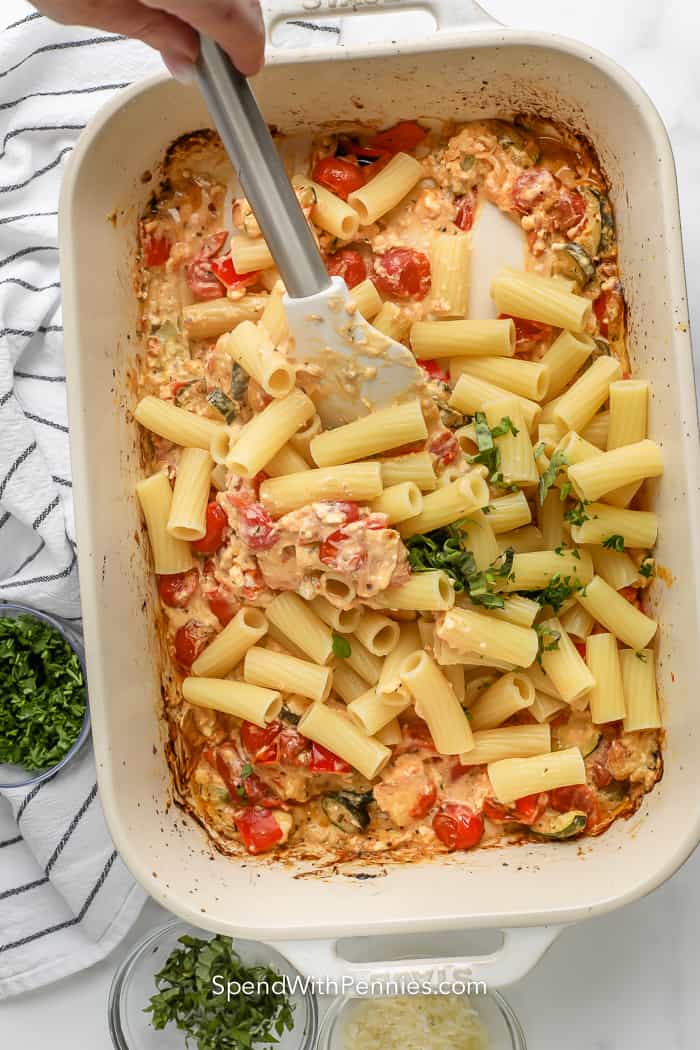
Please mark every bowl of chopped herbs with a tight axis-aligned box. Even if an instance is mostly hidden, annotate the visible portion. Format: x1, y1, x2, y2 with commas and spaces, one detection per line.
108, 919, 318, 1050
0, 603, 90, 788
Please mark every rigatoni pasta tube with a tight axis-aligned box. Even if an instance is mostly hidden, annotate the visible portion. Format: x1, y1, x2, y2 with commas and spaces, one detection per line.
230, 236, 274, 273
182, 677, 281, 728
449, 372, 540, 432
400, 651, 473, 755
136, 473, 193, 575
218, 321, 295, 397
291, 174, 359, 240
377, 622, 422, 696
411, 318, 515, 359
344, 636, 383, 685
372, 571, 455, 612
380, 451, 437, 492
459, 358, 549, 402
398, 474, 489, 538
371, 482, 423, 524
553, 355, 622, 434
496, 525, 544, 554
375, 718, 402, 746
488, 746, 586, 804
348, 687, 412, 736
264, 444, 310, 478
458, 510, 499, 571
607, 380, 649, 449
348, 151, 424, 225
430, 232, 470, 317
260, 462, 383, 516
226, 390, 315, 478
354, 611, 400, 657
590, 546, 639, 591
539, 617, 595, 706
576, 575, 657, 650
570, 504, 658, 549
567, 440, 663, 502
460, 724, 551, 765
620, 649, 660, 731
540, 330, 595, 399
467, 672, 535, 731
350, 278, 383, 321
260, 286, 288, 345
436, 607, 539, 668
483, 397, 538, 486
266, 592, 333, 665
523, 661, 563, 700
559, 602, 595, 641
580, 411, 610, 449
135, 396, 225, 450
444, 664, 465, 703
529, 691, 567, 723
289, 413, 321, 461
372, 301, 411, 342
480, 594, 540, 629
332, 661, 369, 703
539, 488, 566, 550
310, 400, 427, 467
182, 294, 266, 340
310, 595, 361, 635
192, 607, 268, 678
299, 702, 391, 778
499, 549, 593, 593
166, 448, 212, 541
585, 633, 626, 724
491, 267, 592, 332
244, 646, 332, 702
487, 491, 532, 534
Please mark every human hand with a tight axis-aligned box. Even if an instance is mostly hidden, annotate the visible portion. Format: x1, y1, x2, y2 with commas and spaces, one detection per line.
34, 0, 265, 78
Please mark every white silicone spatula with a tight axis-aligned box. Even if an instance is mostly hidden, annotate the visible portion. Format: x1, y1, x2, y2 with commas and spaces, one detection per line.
196, 37, 424, 426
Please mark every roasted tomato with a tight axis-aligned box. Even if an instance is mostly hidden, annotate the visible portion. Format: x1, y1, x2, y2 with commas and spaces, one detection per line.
235, 806, 285, 854
574, 640, 587, 659
312, 156, 366, 200
513, 793, 548, 826
191, 502, 229, 555
482, 797, 511, 823
239, 503, 278, 551
454, 191, 476, 231
174, 620, 215, 669
142, 230, 170, 267
429, 429, 460, 466
278, 726, 312, 767
240, 721, 281, 765
373, 248, 431, 301
185, 230, 228, 300
310, 742, 352, 774
395, 720, 438, 756
551, 188, 586, 231
498, 313, 553, 348
207, 590, 238, 627
157, 569, 198, 608
593, 288, 623, 340
419, 359, 450, 384
432, 804, 484, 851
549, 784, 600, 826
318, 528, 363, 571
325, 248, 367, 289
512, 168, 557, 214
367, 120, 426, 155
325, 500, 361, 524
210, 254, 260, 289
409, 783, 437, 820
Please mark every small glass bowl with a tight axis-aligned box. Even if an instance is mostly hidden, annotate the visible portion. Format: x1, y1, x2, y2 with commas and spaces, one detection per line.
316, 987, 527, 1050
108, 920, 319, 1050
0, 602, 91, 789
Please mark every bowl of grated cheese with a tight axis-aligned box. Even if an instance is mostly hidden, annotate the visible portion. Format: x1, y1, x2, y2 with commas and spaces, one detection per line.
317, 990, 526, 1050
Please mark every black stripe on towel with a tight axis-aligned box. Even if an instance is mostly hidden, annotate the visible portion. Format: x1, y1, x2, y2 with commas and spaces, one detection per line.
0, 550, 77, 591
1, 82, 130, 113
9, 540, 46, 577
15, 371, 66, 382
5, 12, 43, 31
24, 412, 69, 434
0, 36, 128, 80
0, 211, 59, 227
0, 443, 36, 501
52, 475, 72, 488
45, 784, 98, 874
0, 835, 23, 848
0, 245, 57, 269
0, 388, 12, 407
1, 125, 85, 159
0, 876, 49, 901
32, 496, 61, 530
0, 146, 73, 194
16, 770, 60, 823
1, 325, 62, 338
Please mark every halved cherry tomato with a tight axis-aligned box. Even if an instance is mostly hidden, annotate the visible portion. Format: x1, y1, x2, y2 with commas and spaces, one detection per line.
512, 168, 557, 215
210, 254, 260, 289
157, 569, 198, 608
309, 742, 352, 774
350, 144, 391, 169
185, 230, 229, 300
432, 803, 484, 851
593, 289, 623, 340
513, 792, 548, 826
429, 429, 460, 467
454, 191, 476, 232
549, 784, 598, 826
325, 500, 360, 524
419, 359, 450, 384
482, 797, 511, 823
312, 156, 366, 200
574, 641, 587, 659
235, 806, 285, 854
395, 721, 437, 756
207, 590, 237, 627
373, 248, 431, 301
498, 313, 553, 347
174, 620, 215, 669
240, 721, 281, 765
142, 230, 171, 267
409, 784, 437, 820
239, 503, 278, 551
551, 188, 585, 231
619, 585, 641, 608
191, 502, 229, 555
278, 727, 312, 767
325, 248, 367, 289
318, 528, 363, 571
241, 566, 265, 602
367, 120, 427, 155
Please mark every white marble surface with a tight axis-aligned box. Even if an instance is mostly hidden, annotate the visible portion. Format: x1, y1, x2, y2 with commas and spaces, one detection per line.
4, 2, 700, 1047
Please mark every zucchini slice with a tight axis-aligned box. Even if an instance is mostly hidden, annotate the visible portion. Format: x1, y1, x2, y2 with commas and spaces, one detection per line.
490, 121, 540, 167
552, 241, 596, 286
552, 716, 601, 758
575, 186, 603, 257
322, 790, 373, 834
530, 810, 588, 840
593, 188, 616, 256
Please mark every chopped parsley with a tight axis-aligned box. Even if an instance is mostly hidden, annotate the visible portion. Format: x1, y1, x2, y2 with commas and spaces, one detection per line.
332, 633, 352, 659
146, 934, 295, 1050
236, 763, 254, 800
0, 614, 86, 771
538, 450, 569, 505
602, 534, 625, 552
639, 557, 655, 579
560, 480, 573, 501
564, 499, 591, 526
533, 441, 546, 460
635, 651, 648, 662
535, 622, 561, 664
469, 412, 518, 477
407, 521, 514, 609
525, 573, 583, 614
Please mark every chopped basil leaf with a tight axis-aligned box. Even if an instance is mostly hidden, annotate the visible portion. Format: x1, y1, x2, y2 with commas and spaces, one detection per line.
524, 573, 583, 614
602, 534, 625, 552
332, 633, 352, 659
407, 522, 513, 609
468, 412, 518, 477
564, 500, 591, 526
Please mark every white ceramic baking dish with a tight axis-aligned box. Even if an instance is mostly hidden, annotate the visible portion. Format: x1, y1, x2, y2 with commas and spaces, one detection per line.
59, 0, 700, 987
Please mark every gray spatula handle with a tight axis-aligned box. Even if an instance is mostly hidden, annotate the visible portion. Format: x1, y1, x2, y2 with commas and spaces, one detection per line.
196, 35, 330, 300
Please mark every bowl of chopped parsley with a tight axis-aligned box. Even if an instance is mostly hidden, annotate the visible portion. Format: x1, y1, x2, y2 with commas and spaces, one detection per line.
0, 603, 90, 789
108, 919, 318, 1050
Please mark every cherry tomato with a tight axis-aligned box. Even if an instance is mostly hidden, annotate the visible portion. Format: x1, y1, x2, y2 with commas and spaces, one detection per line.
432, 804, 484, 851
239, 503, 278, 551
593, 289, 623, 340
454, 191, 476, 232
174, 620, 215, 669
574, 640, 587, 659
210, 254, 260, 289
207, 590, 237, 627
429, 429, 460, 466
513, 792, 548, 826
235, 806, 285, 854
312, 156, 366, 200
325, 248, 367, 289
185, 230, 228, 300
142, 230, 171, 267
367, 120, 427, 155
323, 500, 361, 525
309, 742, 352, 774
395, 721, 437, 756
318, 528, 363, 571
590, 760, 613, 789
157, 569, 198, 609
549, 784, 598, 825
619, 585, 641, 608
191, 502, 229, 555
278, 726, 312, 767
409, 783, 437, 820
373, 248, 431, 301
512, 168, 557, 215
419, 359, 450, 384
551, 188, 585, 231
241, 566, 265, 603
498, 313, 553, 347
482, 797, 512, 823
240, 721, 280, 764
349, 144, 392, 170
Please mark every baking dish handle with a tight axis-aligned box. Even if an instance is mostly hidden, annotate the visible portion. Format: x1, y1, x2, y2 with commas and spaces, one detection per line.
262, 0, 501, 38
270, 925, 561, 989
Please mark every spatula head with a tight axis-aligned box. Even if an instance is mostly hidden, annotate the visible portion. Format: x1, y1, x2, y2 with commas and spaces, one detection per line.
284, 276, 424, 427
